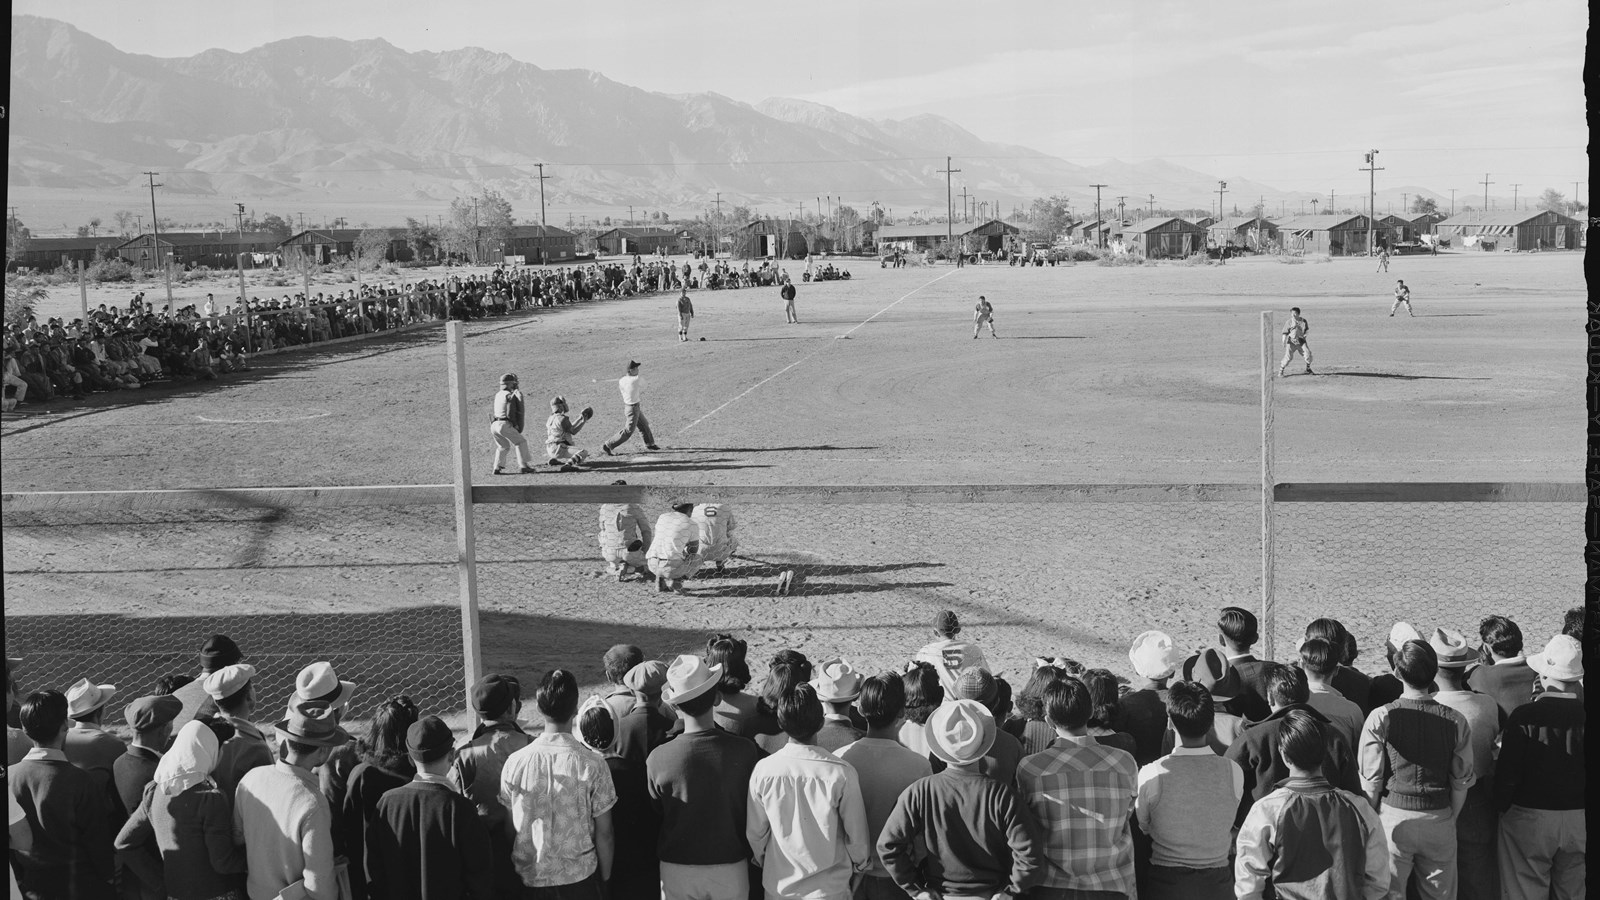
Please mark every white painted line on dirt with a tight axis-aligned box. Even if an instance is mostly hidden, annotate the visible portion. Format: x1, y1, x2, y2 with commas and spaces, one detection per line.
196, 410, 333, 424
679, 270, 958, 434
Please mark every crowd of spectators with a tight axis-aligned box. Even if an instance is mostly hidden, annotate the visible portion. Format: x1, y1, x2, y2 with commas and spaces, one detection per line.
6, 604, 1584, 900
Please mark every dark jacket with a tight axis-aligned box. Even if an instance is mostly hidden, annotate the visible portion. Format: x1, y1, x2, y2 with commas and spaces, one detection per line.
343, 759, 415, 900
1225, 703, 1361, 827
367, 780, 496, 900
10, 755, 117, 899
1228, 654, 1273, 723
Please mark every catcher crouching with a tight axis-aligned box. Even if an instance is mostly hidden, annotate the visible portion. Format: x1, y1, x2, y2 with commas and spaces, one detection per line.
546, 396, 594, 472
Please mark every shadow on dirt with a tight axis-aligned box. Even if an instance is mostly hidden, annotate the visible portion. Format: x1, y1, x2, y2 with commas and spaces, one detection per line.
1328, 372, 1491, 381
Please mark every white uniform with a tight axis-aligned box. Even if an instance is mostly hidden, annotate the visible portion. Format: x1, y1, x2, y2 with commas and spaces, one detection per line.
914, 638, 991, 697
1279, 315, 1313, 374
490, 389, 535, 470
598, 503, 651, 576
646, 510, 701, 582
1390, 284, 1413, 316
691, 503, 738, 569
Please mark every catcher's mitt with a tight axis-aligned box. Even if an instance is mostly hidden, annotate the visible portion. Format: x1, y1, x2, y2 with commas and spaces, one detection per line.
580, 406, 594, 420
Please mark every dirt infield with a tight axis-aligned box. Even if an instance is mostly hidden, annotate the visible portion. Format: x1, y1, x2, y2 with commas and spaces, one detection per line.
3, 250, 1584, 719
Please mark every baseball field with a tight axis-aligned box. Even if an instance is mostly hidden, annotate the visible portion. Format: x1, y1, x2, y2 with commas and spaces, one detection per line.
2, 249, 1584, 717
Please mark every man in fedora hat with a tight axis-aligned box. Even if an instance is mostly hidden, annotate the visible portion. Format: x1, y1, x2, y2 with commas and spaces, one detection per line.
1016, 677, 1139, 900
1494, 634, 1585, 900
490, 372, 538, 475
234, 702, 352, 900
647, 654, 764, 900
1226, 664, 1361, 827
367, 716, 495, 900
879, 699, 1043, 900
1357, 640, 1474, 900
169, 634, 243, 731
450, 674, 531, 900
810, 659, 866, 752
1165, 650, 1249, 755
945, 668, 1025, 785
10, 689, 117, 899
1119, 631, 1184, 768
1427, 628, 1502, 900
647, 500, 702, 594
747, 683, 871, 900
202, 663, 272, 800
62, 678, 129, 816
499, 669, 617, 898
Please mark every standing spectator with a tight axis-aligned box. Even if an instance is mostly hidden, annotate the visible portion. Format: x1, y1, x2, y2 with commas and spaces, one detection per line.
810, 659, 866, 753
942, 669, 1024, 784
747, 684, 871, 900
201, 664, 272, 800
7, 658, 29, 766
648, 655, 765, 900
1299, 639, 1367, 747
285, 662, 361, 866
451, 674, 531, 900
1216, 607, 1271, 722
1235, 711, 1388, 900
1082, 669, 1138, 757
490, 372, 538, 475
169, 634, 244, 730
878, 700, 1042, 900
1016, 676, 1139, 899
343, 697, 419, 900
838, 674, 932, 900
1494, 635, 1585, 900
1226, 663, 1362, 825
62, 678, 129, 815
10, 689, 117, 899
1167, 650, 1249, 755
614, 660, 671, 766
707, 634, 762, 738
233, 703, 351, 900
1427, 628, 1503, 900
756, 651, 815, 754
578, 699, 660, 900
1358, 639, 1474, 900
500, 669, 616, 900
1008, 666, 1067, 757
1367, 622, 1426, 711
114, 719, 248, 900
1469, 615, 1538, 716
600, 645, 647, 730
896, 663, 944, 760
1559, 607, 1583, 640
913, 610, 990, 699
1134, 680, 1243, 900
115, 694, 183, 900
1117, 632, 1183, 767
1305, 618, 1374, 714
366, 716, 495, 900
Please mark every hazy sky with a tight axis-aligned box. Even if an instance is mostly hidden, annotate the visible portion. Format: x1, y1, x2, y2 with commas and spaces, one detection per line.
13, 0, 1588, 198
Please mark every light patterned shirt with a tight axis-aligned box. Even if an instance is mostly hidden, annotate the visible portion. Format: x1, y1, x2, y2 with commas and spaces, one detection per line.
1014, 734, 1137, 894
499, 732, 617, 888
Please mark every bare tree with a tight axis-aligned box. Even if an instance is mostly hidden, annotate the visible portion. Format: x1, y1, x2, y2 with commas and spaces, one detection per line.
354, 225, 392, 270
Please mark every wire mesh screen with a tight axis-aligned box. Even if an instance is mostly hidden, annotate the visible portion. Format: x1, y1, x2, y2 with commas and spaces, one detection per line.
471, 499, 1261, 679
3, 505, 463, 726
1270, 501, 1582, 658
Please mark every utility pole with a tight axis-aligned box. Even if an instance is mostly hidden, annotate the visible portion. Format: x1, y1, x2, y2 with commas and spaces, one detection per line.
298, 212, 305, 232
1116, 196, 1126, 223
144, 172, 174, 309
628, 206, 634, 226
534, 163, 549, 226
938, 157, 961, 255
1329, 190, 1335, 213
1510, 183, 1521, 210
1090, 184, 1108, 248
1449, 189, 1457, 216
959, 185, 970, 224
713, 192, 723, 258
1402, 193, 1409, 215
472, 197, 480, 265
235, 202, 253, 353
1359, 150, 1383, 254
1481, 174, 1493, 214
1216, 181, 1227, 224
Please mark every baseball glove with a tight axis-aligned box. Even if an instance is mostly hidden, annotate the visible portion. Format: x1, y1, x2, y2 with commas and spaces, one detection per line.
580, 406, 594, 420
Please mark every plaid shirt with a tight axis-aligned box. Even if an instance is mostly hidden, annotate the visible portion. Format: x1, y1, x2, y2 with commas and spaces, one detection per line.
1015, 734, 1137, 894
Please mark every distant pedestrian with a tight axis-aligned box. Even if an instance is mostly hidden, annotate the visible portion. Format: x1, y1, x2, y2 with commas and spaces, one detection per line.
490, 373, 537, 475
781, 281, 799, 324
677, 289, 695, 342
1279, 307, 1314, 376
600, 361, 661, 455
1390, 280, 1413, 316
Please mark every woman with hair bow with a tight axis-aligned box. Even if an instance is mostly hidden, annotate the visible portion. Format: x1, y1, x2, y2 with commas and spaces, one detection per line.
115, 718, 248, 900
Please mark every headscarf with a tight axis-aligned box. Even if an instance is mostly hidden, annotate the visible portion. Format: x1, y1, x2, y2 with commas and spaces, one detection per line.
153, 720, 221, 796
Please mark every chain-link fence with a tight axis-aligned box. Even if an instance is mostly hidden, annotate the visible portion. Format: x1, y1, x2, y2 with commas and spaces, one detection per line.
3, 503, 463, 726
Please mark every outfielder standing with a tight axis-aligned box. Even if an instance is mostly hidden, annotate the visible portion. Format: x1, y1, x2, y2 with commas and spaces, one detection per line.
600, 361, 661, 455
1376, 247, 1391, 273
676, 288, 695, 342
973, 295, 997, 339
1280, 307, 1315, 376
780, 280, 798, 324
1390, 280, 1413, 317
489, 373, 538, 475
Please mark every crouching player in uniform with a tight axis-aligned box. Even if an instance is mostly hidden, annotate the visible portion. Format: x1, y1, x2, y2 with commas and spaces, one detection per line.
646, 500, 701, 594
598, 482, 653, 582
691, 502, 738, 574
545, 396, 593, 472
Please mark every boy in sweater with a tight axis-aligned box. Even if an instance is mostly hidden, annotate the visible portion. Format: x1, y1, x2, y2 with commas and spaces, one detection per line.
367, 716, 495, 900
879, 700, 1042, 900
9, 690, 117, 899
1134, 680, 1244, 900
1357, 640, 1474, 900
1236, 711, 1388, 900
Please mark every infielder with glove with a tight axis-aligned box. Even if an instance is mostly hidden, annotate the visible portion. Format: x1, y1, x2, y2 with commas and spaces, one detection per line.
973, 295, 997, 338
545, 395, 594, 472
1390, 280, 1413, 316
1279, 306, 1314, 376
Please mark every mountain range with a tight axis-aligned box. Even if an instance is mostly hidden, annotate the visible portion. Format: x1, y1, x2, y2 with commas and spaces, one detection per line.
8, 15, 1447, 228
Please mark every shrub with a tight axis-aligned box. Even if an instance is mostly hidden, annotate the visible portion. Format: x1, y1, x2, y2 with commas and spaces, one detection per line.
1071, 248, 1099, 262
1276, 256, 1307, 265
1095, 253, 1145, 267
86, 257, 135, 282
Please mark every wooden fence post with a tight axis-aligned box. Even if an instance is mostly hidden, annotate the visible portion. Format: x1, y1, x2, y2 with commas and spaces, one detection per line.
445, 321, 483, 704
